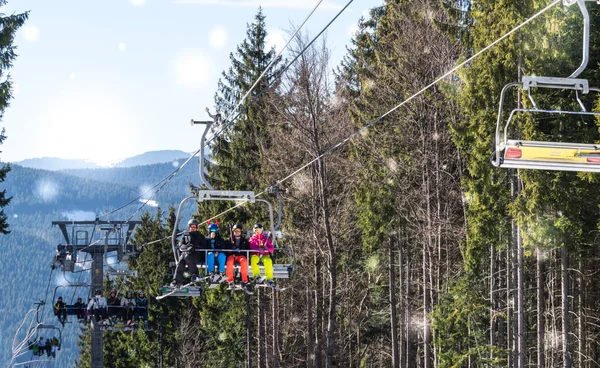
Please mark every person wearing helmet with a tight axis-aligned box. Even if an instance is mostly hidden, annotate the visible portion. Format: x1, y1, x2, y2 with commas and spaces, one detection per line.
87, 289, 108, 323
171, 218, 207, 287
73, 297, 86, 321
54, 296, 67, 325
107, 290, 120, 320
249, 223, 275, 286
206, 222, 227, 283
135, 291, 149, 329
225, 224, 251, 291
120, 291, 136, 326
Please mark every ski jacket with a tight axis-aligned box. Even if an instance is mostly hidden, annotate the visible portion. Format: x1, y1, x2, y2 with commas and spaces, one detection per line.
87, 295, 107, 310
249, 233, 274, 256
73, 301, 86, 310
136, 297, 148, 307
228, 235, 249, 256
54, 301, 66, 312
179, 231, 206, 253
121, 297, 136, 307
107, 296, 120, 306
206, 234, 225, 251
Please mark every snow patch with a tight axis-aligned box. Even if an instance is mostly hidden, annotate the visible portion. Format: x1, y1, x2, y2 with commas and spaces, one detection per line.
139, 198, 158, 207
62, 210, 96, 221
37, 179, 59, 202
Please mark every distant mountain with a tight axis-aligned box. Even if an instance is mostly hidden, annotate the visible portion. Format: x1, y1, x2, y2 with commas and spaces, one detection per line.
0, 161, 199, 366
12, 150, 193, 171
14, 157, 103, 170
113, 150, 192, 167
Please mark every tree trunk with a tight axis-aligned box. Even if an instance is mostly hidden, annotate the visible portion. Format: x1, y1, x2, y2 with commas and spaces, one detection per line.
537, 247, 545, 368
307, 282, 314, 368
314, 156, 336, 368
259, 289, 266, 368
491, 242, 496, 357
247, 293, 253, 368
272, 289, 280, 368
562, 245, 571, 368
399, 234, 406, 368
517, 225, 524, 368
315, 254, 323, 368
389, 237, 400, 368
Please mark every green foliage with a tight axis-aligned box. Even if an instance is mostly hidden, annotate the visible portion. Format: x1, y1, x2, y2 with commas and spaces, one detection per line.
431, 277, 507, 367
0, 4, 28, 234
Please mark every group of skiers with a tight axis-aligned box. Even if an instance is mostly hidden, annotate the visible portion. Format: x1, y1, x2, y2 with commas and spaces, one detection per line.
28, 336, 60, 358
171, 219, 276, 293
54, 290, 149, 328
86, 289, 149, 328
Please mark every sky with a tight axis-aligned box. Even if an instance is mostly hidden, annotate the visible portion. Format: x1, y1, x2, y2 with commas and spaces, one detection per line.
0, 0, 382, 166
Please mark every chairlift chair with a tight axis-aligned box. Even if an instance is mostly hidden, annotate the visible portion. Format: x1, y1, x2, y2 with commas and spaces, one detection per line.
492, 0, 600, 172
159, 118, 295, 298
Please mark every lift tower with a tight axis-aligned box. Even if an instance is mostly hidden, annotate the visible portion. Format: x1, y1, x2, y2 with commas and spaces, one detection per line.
52, 220, 141, 368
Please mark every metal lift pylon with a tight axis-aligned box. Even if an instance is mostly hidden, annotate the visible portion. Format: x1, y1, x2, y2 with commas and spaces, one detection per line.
52, 220, 141, 368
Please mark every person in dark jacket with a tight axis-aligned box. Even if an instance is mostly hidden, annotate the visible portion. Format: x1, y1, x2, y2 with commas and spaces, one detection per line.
54, 296, 67, 325
225, 224, 250, 290
206, 223, 227, 283
73, 297, 86, 321
106, 290, 120, 319
171, 219, 206, 286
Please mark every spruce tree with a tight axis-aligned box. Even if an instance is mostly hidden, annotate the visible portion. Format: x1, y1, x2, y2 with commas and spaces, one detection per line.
0, 3, 28, 234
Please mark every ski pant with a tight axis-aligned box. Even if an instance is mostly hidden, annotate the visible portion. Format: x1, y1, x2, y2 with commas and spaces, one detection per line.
136, 306, 148, 321
123, 306, 135, 322
92, 307, 106, 322
174, 252, 199, 283
251, 254, 273, 280
226, 255, 249, 282
207, 252, 226, 274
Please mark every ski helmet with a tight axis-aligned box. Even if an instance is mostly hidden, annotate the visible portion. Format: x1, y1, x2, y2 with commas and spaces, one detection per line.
188, 219, 200, 228
95, 289, 102, 295
253, 223, 263, 231
232, 224, 243, 231
208, 223, 219, 233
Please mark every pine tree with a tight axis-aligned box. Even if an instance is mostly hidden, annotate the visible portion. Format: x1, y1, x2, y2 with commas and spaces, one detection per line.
0, 3, 28, 234
209, 7, 281, 198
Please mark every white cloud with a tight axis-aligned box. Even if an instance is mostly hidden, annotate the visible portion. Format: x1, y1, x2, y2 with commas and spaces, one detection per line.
22, 25, 40, 42
173, 0, 343, 10
69, 72, 76, 80
130, 0, 147, 6
209, 25, 228, 49
266, 28, 286, 54
362, 9, 369, 17
172, 50, 214, 89
119, 43, 126, 51
346, 23, 359, 36
13, 83, 20, 95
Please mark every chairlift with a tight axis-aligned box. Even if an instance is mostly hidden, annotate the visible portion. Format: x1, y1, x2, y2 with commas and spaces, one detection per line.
492, 0, 600, 172
26, 324, 62, 359
50, 283, 89, 325
159, 118, 295, 298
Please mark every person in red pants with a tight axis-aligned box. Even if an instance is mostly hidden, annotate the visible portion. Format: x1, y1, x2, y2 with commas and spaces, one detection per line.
226, 224, 251, 292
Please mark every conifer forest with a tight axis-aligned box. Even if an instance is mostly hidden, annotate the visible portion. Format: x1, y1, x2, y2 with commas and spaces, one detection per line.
7, 0, 600, 367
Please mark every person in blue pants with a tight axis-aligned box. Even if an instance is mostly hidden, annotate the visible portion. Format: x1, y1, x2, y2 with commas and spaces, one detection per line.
206, 223, 227, 283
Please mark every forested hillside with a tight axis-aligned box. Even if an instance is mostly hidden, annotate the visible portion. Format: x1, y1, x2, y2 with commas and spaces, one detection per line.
5, 0, 600, 367
1, 160, 198, 366
69, 1, 600, 367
